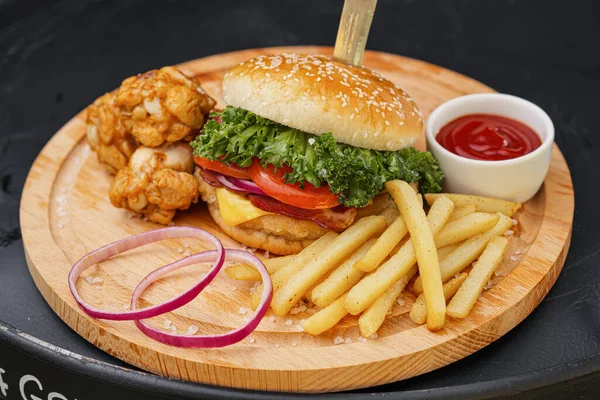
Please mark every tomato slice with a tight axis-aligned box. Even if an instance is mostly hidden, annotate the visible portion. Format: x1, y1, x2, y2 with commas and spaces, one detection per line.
248, 159, 339, 210
194, 156, 251, 179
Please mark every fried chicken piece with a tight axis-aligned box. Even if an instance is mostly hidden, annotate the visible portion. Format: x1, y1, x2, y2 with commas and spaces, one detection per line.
109, 142, 199, 224
86, 93, 138, 174
115, 66, 216, 147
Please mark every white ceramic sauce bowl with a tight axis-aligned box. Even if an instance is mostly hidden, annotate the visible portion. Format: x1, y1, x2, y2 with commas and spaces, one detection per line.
426, 93, 554, 203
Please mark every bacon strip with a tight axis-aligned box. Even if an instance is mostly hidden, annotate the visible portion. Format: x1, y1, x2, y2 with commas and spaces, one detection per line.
199, 168, 223, 187
248, 195, 357, 231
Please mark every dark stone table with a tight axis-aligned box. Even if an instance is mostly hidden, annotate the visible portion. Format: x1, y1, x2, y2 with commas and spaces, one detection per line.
0, 0, 598, 399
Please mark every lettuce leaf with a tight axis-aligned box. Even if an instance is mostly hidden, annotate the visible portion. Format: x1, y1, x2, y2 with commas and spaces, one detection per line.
191, 107, 443, 207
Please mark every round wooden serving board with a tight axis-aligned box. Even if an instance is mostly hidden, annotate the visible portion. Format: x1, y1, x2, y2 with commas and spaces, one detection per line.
20, 46, 574, 393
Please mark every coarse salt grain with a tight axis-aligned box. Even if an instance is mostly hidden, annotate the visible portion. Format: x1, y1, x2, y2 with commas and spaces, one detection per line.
515, 250, 522, 255
344, 338, 353, 344
183, 250, 191, 257
264, 250, 270, 259
163, 319, 172, 329
512, 219, 518, 226
368, 333, 378, 340
177, 248, 183, 253
510, 256, 518, 261
58, 223, 64, 228
91, 277, 103, 284
296, 324, 304, 332
122, 304, 130, 310
308, 138, 315, 145
275, 343, 280, 348
292, 341, 297, 346
186, 325, 199, 335
268, 316, 276, 322
285, 319, 293, 327
333, 336, 344, 345
238, 307, 247, 315
249, 337, 255, 344
170, 326, 177, 333
504, 230, 514, 236
233, 286, 237, 291
397, 298, 405, 307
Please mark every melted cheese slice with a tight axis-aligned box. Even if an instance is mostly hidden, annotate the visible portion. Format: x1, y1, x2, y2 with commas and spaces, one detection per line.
216, 188, 273, 226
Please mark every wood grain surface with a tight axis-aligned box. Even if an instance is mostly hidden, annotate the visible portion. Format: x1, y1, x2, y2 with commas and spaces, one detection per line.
19, 46, 574, 393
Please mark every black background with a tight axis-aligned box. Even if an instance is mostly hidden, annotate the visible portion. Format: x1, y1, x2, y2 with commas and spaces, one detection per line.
0, 0, 599, 399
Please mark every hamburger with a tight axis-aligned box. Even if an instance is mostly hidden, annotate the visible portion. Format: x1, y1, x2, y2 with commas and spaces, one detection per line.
191, 54, 443, 255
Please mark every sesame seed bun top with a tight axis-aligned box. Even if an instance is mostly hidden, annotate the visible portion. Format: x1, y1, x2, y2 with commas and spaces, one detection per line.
222, 53, 423, 151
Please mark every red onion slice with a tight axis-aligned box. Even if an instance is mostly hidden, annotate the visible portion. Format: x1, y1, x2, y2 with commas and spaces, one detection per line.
216, 174, 250, 193
228, 177, 266, 196
133, 249, 273, 348
68, 227, 224, 321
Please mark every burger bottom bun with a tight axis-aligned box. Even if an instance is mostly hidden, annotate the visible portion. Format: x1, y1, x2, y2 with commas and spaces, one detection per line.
195, 168, 397, 255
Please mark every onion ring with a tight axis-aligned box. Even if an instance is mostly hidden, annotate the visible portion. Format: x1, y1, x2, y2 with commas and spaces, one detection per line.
133, 249, 272, 348
68, 227, 224, 321
216, 174, 250, 193
228, 177, 266, 196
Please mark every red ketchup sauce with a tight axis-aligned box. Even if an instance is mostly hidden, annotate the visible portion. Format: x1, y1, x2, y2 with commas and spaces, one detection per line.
436, 114, 542, 161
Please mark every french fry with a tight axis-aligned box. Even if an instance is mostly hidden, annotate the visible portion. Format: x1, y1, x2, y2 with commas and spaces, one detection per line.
271, 232, 339, 292
448, 204, 478, 221
250, 232, 338, 310
447, 236, 509, 318
272, 216, 387, 316
358, 265, 418, 338
410, 273, 467, 325
310, 239, 375, 308
387, 180, 449, 331
225, 254, 296, 281
434, 212, 500, 248
302, 294, 349, 336
425, 193, 521, 217
225, 264, 263, 281
264, 255, 298, 275
438, 243, 460, 260
344, 195, 454, 317
413, 213, 513, 294
354, 216, 408, 272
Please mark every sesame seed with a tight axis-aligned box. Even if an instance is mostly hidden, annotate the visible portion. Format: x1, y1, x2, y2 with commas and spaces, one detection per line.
385, 120, 390, 126
350, 113, 355, 120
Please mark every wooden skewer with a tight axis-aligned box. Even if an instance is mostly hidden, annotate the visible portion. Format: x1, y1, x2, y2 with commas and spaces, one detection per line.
333, 0, 378, 67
